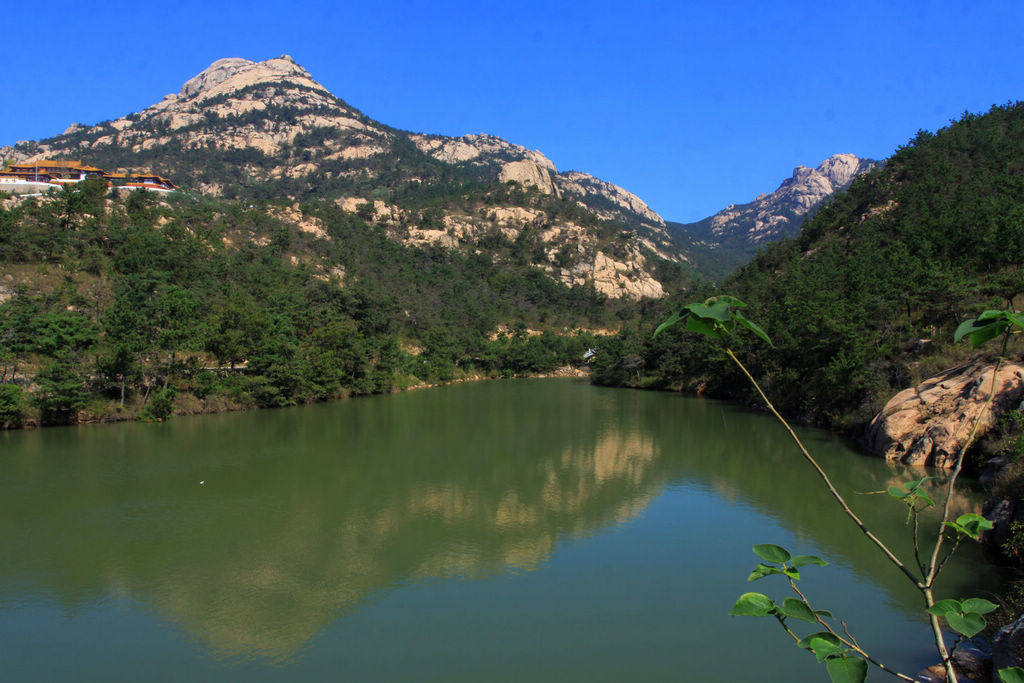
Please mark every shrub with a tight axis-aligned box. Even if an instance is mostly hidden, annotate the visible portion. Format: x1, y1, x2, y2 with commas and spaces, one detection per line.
139, 387, 176, 422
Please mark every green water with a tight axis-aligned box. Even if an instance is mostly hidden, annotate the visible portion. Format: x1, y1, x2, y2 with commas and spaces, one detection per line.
0, 379, 1005, 681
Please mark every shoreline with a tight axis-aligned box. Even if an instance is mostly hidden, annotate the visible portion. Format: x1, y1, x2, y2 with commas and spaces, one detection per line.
2, 366, 592, 431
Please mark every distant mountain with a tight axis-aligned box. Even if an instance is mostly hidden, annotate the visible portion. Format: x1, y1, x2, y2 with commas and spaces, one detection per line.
598, 102, 1024, 431
2, 56, 688, 299
667, 154, 878, 280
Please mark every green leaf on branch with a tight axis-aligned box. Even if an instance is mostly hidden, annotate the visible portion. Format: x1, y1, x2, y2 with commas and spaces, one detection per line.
926, 599, 962, 617
780, 597, 818, 623
888, 477, 935, 508
961, 597, 998, 614
653, 311, 684, 337
945, 513, 994, 540
733, 310, 773, 346
998, 667, 1024, 683
928, 597, 996, 637
708, 294, 747, 309
686, 300, 732, 322
684, 314, 718, 337
653, 295, 771, 346
904, 476, 934, 491
747, 563, 783, 581
753, 543, 791, 564
791, 555, 828, 568
825, 655, 868, 683
797, 632, 844, 663
915, 491, 935, 507
954, 310, 1019, 348
946, 611, 987, 638
730, 592, 776, 617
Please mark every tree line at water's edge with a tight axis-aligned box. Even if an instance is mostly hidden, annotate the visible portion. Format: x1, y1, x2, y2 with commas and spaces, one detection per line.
0, 180, 648, 428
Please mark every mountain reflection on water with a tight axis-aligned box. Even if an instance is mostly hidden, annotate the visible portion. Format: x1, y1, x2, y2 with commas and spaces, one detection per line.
0, 381, 669, 659
0, 379, 997, 667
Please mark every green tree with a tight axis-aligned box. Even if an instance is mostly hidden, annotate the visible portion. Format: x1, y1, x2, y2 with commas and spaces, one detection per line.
0, 384, 26, 428
205, 296, 270, 369
34, 355, 89, 425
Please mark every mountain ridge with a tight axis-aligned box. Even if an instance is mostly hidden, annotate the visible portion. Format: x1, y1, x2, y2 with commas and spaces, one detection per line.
1, 55, 687, 299
666, 153, 878, 280
2, 55, 665, 230
681, 153, 878, 243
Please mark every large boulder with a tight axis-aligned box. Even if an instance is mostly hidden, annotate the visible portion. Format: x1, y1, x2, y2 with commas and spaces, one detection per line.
918, 647, 991, 682
993, 615, 1024, 678
865, 360, 1024, 469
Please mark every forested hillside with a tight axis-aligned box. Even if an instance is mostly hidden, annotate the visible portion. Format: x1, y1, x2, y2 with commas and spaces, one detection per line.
595, 103, 1024, 431
0, 55, 709, 428
0, 183, 642, 427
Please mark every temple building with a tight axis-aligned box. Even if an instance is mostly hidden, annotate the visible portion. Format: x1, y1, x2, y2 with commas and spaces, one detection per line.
0, 160, 177, 193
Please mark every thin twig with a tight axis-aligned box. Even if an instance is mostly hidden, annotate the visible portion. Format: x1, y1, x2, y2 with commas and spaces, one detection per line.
913, 508, 927, 576
933, 537, 962, 578
949, 633, 965, 658
725, 348, 921, 587
841, 621, 862, 650
772, 613, 802, 645
838, 621, 917, 681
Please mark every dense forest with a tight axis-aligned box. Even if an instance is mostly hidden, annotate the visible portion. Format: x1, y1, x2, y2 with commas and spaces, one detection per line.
0, 180, 649, 428
594, 102, 1024, 436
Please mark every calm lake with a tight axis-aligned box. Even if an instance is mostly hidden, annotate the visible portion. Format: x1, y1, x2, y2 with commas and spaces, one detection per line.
0, 379, 1005, 681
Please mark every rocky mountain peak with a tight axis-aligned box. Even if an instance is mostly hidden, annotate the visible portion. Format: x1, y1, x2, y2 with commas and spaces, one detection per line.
816, 152, 868, 187
780, 154, 871, 203
179, 58, 254, 98
4, 55, 684, 299
682, 153, 877, 244
667, 153, 878, 279
173, 55, 324, 104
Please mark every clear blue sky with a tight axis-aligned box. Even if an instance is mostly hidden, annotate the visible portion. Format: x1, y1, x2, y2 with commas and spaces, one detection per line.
2, 1, 1022, 222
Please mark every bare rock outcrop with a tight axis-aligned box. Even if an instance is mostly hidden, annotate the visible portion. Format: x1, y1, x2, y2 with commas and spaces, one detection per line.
865, 360, 1024, 469
587, 251, 664, 299
412, 133, 557, 173
498, 160, 557, 195
556, 171, 665, 226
